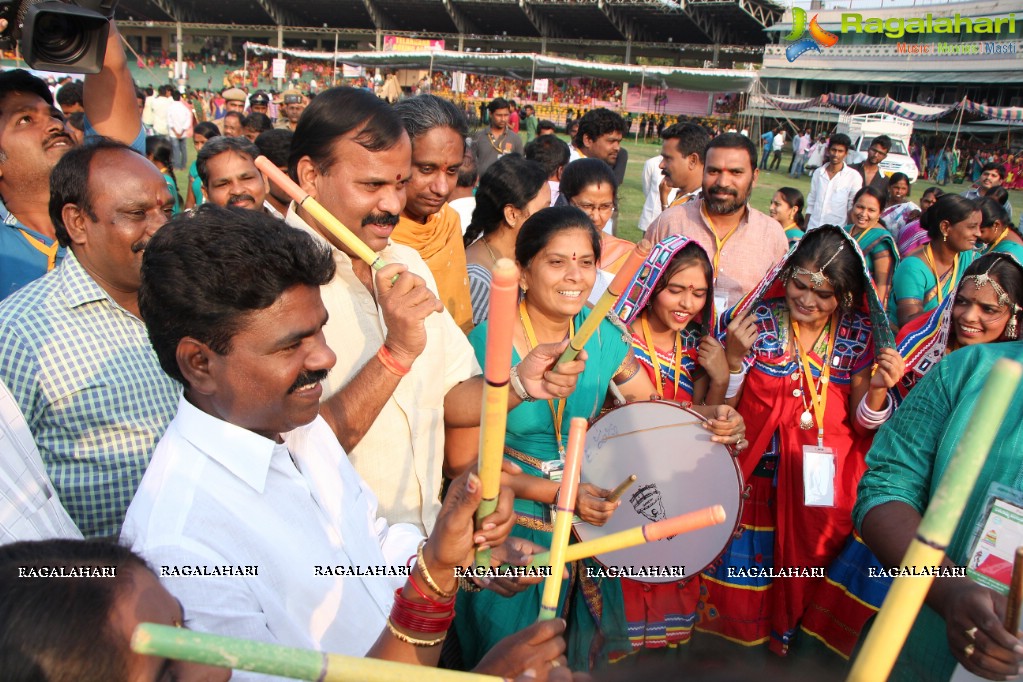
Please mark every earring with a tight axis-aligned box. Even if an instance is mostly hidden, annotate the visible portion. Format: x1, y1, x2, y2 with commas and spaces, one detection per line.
842, 292, 854, 308
1006, 307, 1019, 339
943, 232, 948, 243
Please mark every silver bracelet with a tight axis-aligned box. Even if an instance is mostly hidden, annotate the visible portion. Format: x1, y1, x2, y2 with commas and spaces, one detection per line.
724, 368, 747, 399
509, 364, 535, 402
855, 394, 893, 430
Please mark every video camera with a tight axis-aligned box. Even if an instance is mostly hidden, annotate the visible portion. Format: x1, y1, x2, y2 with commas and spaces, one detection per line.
0, 0, 117, 74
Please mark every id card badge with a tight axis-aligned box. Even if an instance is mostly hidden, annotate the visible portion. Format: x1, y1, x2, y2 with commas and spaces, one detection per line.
803, 445, 835, 507
964, 482, 1023, 595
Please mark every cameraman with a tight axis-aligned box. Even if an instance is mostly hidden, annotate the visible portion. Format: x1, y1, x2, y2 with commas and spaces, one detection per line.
0, 17, 143, 299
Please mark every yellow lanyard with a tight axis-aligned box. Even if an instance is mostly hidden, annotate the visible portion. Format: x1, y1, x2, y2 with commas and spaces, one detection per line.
18, 229, 59, 271
487, 132, 508, 154
702, 204, 740, 283
923, 245, 960, 306
989, 228, 1010, 252
668, 192, 695, 209
640, 311, 681, 400
790, 313, 837, 448
519, 300, 574, 457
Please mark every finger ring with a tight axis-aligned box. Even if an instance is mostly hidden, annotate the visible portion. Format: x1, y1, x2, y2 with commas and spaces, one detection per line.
964, 643, 976, 658
550, 660, 560, 669
965, 626, 978, 640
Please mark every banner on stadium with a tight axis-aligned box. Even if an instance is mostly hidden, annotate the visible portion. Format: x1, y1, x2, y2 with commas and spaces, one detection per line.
383, 36, 445, 52
756, 92, 1023, 123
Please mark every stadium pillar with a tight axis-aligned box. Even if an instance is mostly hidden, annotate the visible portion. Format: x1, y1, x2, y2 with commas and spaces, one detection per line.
541, 35, 547, 55
458, 34, 464, 52
376, 29, 383, 51
277, 25, 283, 91
622, 36, 631, 114
712, 43, 720, 67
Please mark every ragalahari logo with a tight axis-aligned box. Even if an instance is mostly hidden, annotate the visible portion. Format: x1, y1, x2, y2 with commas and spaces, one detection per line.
785, 7, 840, 61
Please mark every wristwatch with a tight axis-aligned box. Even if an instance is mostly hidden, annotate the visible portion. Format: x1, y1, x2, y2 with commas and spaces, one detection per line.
509, 364, 536, 402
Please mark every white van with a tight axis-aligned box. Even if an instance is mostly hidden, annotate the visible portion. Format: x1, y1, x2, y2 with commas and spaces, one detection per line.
837, 113, 919, 184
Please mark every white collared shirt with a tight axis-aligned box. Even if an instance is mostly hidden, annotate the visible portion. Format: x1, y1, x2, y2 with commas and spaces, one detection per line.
123, 398, 422, 680
806, 163, 863, 230
285, 207, 479, 534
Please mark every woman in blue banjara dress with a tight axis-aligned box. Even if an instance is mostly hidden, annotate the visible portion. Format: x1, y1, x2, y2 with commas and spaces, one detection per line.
453, 206, 747, 671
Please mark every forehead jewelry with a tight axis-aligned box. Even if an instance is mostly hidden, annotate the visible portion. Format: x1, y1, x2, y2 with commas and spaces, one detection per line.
962, 263, 1012, 307
793, 243, 846, 289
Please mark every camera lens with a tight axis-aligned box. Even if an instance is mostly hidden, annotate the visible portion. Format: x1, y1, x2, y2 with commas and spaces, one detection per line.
33, 12, 89, 64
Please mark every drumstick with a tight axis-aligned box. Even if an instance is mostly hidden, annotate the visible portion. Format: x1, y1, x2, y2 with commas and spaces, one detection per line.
538, 417, 586, 622
1005, 547, 1023, 632
131, 623, 500, 681
555, 240, 650, 366
505, 504, 727, 571
606, 474, 637, 503
475, 259, 519, 570
848, 358, 1021, 682
253, 156, 389, 274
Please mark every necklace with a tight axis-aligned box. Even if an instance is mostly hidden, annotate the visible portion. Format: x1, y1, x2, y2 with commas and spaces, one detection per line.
790, 313, 838, 447
482, 237, 500, 264
640, 310, 682, 399
519, 299, 575, 458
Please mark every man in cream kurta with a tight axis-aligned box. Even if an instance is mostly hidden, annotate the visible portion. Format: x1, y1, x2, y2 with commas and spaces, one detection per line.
287, 208, 479, 534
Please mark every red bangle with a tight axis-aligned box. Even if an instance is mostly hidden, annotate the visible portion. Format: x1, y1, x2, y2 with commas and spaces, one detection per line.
406, 573, 454, 608
377, 345, 411, 377
390, 603, 455, 633
394, 586, 454, 613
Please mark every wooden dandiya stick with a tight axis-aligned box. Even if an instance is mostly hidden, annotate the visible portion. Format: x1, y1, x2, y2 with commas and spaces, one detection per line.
508, 504, 726, 571
475, 259, 519, 569
537, 417, 586, 621
253, 156, 388, 273
847, 358, 1022, 682
555, 240, 651, 366
1005, 547, 1023, 632
131, 623, 501, 682
607, 474, 638, 503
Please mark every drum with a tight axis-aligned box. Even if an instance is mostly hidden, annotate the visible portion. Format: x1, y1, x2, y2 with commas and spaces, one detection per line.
574, 400, 742, 583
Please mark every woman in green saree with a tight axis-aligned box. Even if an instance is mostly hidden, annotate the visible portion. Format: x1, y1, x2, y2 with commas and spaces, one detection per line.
454, 206, 746, 671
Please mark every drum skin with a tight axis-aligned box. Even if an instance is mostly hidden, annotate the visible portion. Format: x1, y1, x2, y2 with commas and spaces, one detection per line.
574, 400, 743, 583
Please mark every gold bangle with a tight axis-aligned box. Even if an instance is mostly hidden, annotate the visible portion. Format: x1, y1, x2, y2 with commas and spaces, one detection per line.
386, 619, 446, 647
417, 541, 457, 600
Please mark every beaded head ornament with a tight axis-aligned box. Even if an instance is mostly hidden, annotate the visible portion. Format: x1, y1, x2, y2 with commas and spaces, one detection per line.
791, 243, 846, 289
961, 259, 1021, 339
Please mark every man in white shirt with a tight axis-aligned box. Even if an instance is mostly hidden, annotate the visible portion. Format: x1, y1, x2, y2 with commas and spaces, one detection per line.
124, 205, 567, 678
150, 85, 171, 137
165, 89, 192, 170
287, 87, 584, 533
768, 128, 786, 171
805, 132, 863, 230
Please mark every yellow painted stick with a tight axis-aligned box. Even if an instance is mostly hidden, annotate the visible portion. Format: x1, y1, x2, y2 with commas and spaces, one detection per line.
506, 504, 727, 571
556, 240, 651, 366
847, 358, 1022, 682
606, 474, 637, 503
131, 623, 502, 682
538, 417, 586, 621
254, 156, 386, 272
475, 259, 519, 569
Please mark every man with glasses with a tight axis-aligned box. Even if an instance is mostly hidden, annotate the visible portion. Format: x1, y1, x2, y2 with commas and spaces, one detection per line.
851, 134, 892, 194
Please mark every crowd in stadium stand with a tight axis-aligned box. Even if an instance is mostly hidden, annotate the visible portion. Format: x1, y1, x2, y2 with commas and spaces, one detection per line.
7, 18, 1023, 682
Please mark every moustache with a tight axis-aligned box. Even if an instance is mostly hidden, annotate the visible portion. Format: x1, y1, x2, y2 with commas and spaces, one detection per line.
131, 239, 149, 254
229, 194, 256, 206
361, 212, 399, 228
708, 186, 738, 197
44, 131, 73, 147
288, 368, 330, 394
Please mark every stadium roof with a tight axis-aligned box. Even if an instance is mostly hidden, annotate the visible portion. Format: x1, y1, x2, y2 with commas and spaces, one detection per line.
114, 0, 784, 46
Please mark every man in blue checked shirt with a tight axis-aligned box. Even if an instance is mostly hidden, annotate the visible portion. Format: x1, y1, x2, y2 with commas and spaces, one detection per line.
0, 19, 145, 301
0, 139, 179, 539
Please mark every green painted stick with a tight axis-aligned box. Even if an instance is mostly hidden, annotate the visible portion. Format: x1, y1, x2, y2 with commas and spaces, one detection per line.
131, 623, 503, 682
847, 358, 1022, 682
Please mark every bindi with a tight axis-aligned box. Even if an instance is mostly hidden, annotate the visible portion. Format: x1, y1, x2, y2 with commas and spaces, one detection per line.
572, 252, 576, 261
